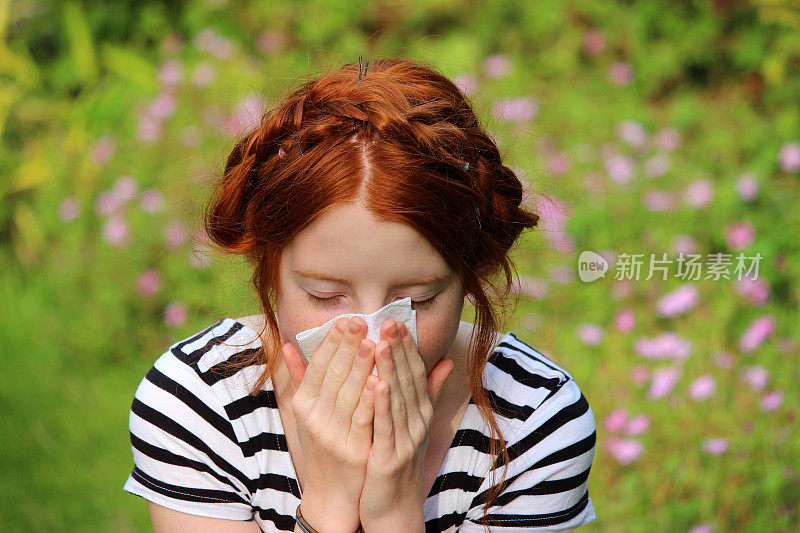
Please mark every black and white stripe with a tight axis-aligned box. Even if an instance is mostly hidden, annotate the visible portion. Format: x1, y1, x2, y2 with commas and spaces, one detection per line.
124, 319, 597, 532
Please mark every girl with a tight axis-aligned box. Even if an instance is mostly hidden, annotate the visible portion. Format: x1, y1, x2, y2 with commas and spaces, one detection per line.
123, 57, 598, 532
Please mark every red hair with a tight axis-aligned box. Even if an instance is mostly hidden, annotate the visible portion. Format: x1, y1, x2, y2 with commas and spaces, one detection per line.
203, 57, 540, 527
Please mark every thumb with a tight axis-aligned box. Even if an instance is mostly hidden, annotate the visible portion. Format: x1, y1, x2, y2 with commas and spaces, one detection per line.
281, 342, 308, 395
426, 357, 454, 408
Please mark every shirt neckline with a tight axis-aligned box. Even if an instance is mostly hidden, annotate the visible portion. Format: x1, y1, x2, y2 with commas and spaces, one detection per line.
225, 317, 513, 500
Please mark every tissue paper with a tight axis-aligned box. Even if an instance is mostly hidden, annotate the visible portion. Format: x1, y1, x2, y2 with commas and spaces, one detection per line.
295, 296, 418, 376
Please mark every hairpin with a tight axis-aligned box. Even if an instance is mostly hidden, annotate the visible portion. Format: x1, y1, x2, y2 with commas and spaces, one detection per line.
295, 134, 303, 155
358, 56, 369, 80
410, 97, 438, 108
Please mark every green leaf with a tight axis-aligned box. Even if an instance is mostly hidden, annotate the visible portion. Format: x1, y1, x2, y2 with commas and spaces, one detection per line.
99, 43, 157, 93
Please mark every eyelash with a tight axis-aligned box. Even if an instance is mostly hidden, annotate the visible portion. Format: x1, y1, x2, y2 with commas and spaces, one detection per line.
305, 293, 438, 310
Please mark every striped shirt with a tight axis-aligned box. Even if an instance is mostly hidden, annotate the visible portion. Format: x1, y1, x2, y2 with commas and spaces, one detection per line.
123, 317, 597, 532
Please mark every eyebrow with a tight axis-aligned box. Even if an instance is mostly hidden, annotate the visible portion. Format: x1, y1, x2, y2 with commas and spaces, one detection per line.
293, 269, 450, 287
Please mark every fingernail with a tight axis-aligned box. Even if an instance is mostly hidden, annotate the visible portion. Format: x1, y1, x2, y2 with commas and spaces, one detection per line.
335, 317, 348, 333
358, 342, 370, 358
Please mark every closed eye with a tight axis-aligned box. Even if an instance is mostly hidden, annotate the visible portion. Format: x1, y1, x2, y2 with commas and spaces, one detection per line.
305, 293, 438, 310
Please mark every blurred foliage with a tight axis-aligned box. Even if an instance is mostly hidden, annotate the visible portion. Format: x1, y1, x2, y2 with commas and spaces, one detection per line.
1, 0, 799, 531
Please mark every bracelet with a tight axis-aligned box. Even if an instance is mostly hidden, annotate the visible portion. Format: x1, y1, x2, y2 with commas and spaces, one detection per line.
295, 503, 364, 533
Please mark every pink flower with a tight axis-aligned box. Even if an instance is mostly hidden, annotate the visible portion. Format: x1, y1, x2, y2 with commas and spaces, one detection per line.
604, 409, 628, 432
163, 302, 188, 328
617, 120, 647, 147
777, 141, 800, 173
224, 95, 266, 138
684, 179, 714, 208
739, 314, 775, 353
95, 191, 124, 216
740, 365, 769, 391
102, 214, 131, 247
654, 127, 681, 151
164, 220, 188, 249
546, 152, 571, 176
146, 91, 177, 120
535, 196, 574, 252
511, 276, 549, 300
578, 324, 604, 346
256, 29, 285, 56
91, 135, 115, 165
453, 73, 479, 96
137, 269, 162, 297
736, 173, 759, 201
160, 32, 183, 56
689, 525, 713, 533
605, 155, 635, 185
608, 61, 634, 85
714, 351, 734, 369
761, 390, 783, 412
139, 189, 165, 214
615, 308, 635, 332
190, 228, 214, 269
656, 283, 699, 318
158, 59, 183, 87
702, 438, 729, 455
582, 29, 605, 56
611, 280, 634, 299
194, 28, 237, 59
550, 265, 573, 284
735, 277, 770, 306
725, 221, 755, 250
136, 115, 162, 144
643, 191, 677, 211
673, 234, 696, 255
483, 54, 511, 78
112, 176, 138, 203
635, 332, 691, 361
492, 97, 538, 122
644, 153, 670, 178
192, 62, 216, 87
630, 365, 649, 386
624, 414, 650, 436
688, 374, 716, 401
604, 436, 643, 464
647, 366, 682, 400
58, 198, 80, 222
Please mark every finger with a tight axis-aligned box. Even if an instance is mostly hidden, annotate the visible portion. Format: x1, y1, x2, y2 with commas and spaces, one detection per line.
281, 342, 307, 396
427, 357, 455, 408
348, 375, 377, 447
297, 316, 350, 398
376, 339, 410, 442
372, 380, 395, 462
382, 319, 420, 435
318, 316, 367, 415
331, 338, 376, 433
398, 321, 429, 411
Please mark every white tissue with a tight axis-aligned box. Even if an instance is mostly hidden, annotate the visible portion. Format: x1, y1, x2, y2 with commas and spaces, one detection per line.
295, 297, 418, 376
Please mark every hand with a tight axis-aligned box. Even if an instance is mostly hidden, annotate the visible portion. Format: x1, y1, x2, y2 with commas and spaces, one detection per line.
358, 319, 454, 529
283, 316, 381, 533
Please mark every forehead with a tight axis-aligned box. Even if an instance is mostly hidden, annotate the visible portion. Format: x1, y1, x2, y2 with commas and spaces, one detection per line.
284, 203, 452, 278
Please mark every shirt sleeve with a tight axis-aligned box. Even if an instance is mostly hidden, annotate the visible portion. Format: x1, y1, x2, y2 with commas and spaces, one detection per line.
122, 349, 256, 521
459, 377, 598, 532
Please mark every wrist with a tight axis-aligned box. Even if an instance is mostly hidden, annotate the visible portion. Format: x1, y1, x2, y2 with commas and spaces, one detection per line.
297, 498, 361, 533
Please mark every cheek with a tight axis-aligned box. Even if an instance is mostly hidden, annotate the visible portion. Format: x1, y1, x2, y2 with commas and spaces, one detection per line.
275, 293, 335, 351
413, 314, 459, 374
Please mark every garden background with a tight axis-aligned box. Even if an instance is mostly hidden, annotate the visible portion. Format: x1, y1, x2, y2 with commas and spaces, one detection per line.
1, 0, 798, 531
